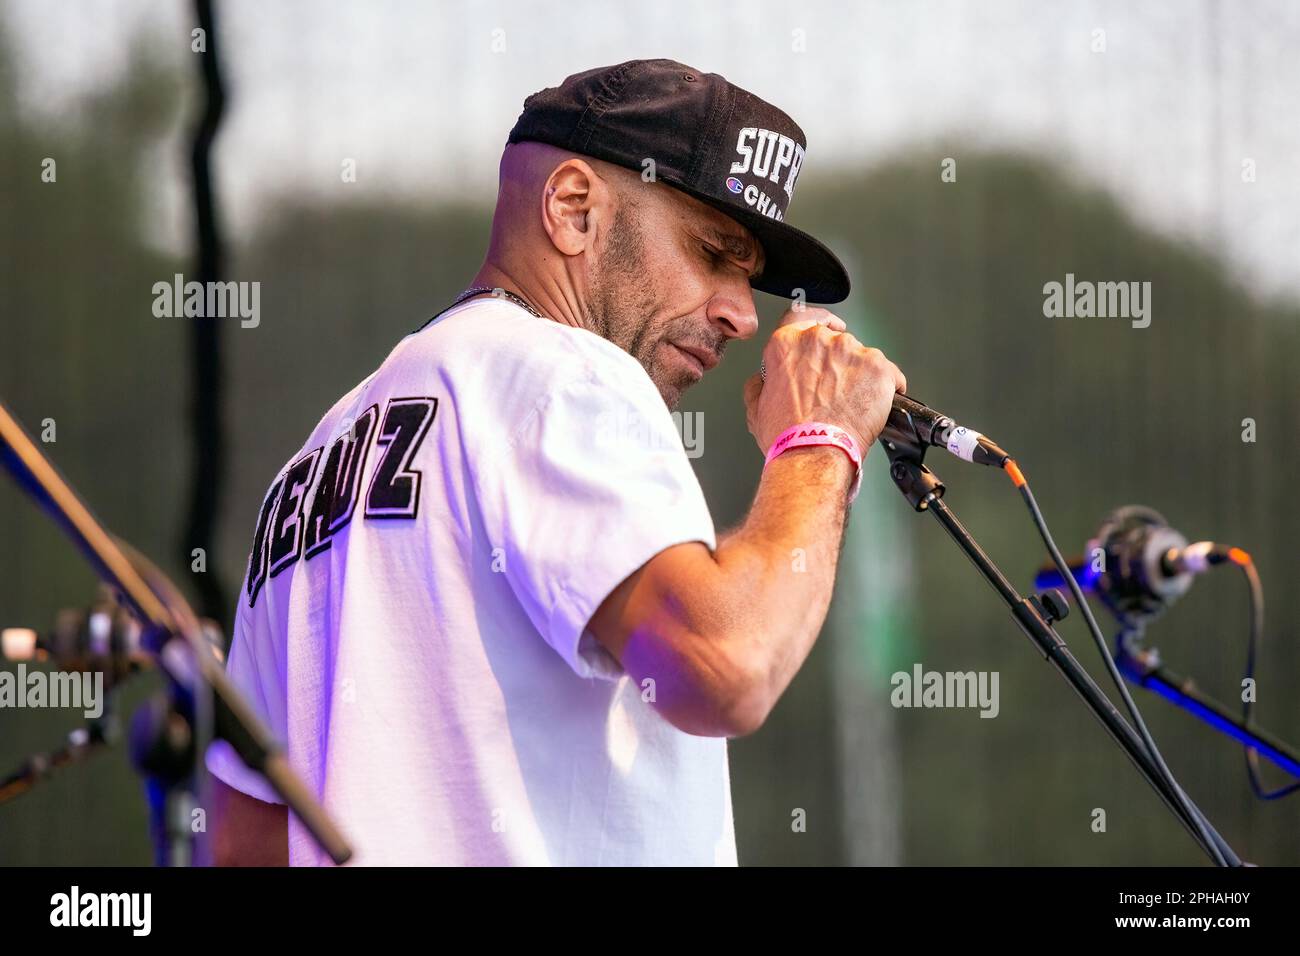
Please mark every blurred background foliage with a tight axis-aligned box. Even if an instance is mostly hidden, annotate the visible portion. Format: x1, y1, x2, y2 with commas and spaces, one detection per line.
1, 14, 1296, 866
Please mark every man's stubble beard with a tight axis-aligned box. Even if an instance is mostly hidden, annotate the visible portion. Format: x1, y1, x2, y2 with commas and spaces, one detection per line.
588, 203, 700, 409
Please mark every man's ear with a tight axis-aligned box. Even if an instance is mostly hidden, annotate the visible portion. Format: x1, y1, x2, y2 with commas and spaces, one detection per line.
540, 159, 607, 256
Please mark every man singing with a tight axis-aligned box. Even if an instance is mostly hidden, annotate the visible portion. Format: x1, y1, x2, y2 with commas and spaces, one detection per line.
208, 58, 905, 865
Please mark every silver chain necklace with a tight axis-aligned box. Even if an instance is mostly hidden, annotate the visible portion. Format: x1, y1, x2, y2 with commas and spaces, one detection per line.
452, 285, 544, 319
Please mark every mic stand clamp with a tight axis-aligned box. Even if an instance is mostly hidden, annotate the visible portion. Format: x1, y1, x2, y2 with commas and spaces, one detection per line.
881, 432, 944, 511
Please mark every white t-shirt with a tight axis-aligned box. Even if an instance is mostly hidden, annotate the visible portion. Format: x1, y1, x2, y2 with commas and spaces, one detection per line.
205, 297, 736, 866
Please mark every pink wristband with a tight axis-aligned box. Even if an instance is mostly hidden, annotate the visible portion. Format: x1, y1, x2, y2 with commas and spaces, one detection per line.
764, 422, 864, 503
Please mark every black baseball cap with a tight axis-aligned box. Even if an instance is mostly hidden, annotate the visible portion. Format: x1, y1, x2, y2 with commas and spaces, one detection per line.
507, 58, 850, 304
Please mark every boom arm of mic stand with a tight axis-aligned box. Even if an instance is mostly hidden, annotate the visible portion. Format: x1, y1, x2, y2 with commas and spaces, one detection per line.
878, 437, 1239, 866
1118, 641, 1300, 780
0, 398, 352, 865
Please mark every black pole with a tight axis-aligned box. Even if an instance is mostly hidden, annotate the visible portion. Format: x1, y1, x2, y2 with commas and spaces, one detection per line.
184, 0, 229, 633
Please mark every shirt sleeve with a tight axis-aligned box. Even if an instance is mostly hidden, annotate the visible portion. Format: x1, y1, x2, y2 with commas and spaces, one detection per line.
472, 353, 717, 681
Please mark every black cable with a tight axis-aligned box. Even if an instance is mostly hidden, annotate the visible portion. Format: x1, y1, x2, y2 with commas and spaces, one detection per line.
1008, 466, 1234, 866
1237, 558, 1300, 800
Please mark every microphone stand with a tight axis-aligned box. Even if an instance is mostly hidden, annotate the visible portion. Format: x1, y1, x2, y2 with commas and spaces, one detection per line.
0, 397, 353, 865
879, 433, 1240, 865
0, 701, 119, 804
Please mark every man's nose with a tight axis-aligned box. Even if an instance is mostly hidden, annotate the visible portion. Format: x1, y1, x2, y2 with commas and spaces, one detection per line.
708, 282, 760, 341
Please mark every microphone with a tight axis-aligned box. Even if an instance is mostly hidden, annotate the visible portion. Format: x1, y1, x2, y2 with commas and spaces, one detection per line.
0, 601, 224, 671
1034, 505, 1241, 623
882, 393, 1011, 467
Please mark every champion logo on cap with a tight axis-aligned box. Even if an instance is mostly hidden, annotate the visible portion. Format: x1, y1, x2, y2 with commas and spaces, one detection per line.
725, 176, 744, 194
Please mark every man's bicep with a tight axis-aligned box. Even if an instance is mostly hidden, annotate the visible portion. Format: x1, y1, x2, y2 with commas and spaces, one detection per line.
587, 541, 747, 737
587, 541, 710, 660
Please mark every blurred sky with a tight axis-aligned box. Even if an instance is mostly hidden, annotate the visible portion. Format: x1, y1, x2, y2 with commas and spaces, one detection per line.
4, 0, 1298, 300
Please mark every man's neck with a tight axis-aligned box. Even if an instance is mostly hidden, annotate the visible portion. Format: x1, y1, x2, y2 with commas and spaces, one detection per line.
470, 262, 587, 332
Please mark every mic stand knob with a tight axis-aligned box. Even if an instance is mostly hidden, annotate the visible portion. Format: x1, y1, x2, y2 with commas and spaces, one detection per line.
1039, 589, 1071, 624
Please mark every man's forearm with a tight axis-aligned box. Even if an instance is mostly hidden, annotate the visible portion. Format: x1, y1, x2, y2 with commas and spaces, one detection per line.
710, 444, 856, 717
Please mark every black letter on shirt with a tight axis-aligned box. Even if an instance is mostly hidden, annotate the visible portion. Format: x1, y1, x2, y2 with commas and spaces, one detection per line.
305, 404, 378, 559
246, 476, 284, 608
365, 397, 437, 519
269, 448, 322, 578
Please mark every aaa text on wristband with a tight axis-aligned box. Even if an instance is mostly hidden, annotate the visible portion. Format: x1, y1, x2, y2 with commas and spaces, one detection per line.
763, 422, 864, 503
